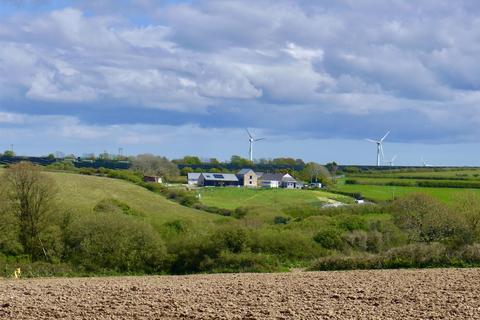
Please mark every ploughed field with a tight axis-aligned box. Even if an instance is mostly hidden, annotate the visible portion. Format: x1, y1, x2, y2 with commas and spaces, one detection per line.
1, 268, 480, 319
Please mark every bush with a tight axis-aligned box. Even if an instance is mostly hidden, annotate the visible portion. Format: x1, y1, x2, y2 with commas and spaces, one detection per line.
250, 229, 325, 260
343, 230, 368, 251
213, 226, 248, 254
94, 198, 142, 216
336, 214, 367, 231
213, 251, 281, 273
273, 216, 291, 225
65, 213, 167, 273
310, 243, 453, 271
313, 227, 344, 250
390, 193, 457, 243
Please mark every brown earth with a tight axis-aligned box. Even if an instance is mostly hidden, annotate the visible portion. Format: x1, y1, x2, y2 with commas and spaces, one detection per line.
1, 268, 479, 319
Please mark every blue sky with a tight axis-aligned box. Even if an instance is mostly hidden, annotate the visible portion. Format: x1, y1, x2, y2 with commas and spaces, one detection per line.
1, 0, 480, 165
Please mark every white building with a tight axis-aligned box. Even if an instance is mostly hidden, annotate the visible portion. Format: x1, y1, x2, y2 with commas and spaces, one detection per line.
187, 173, 201, 186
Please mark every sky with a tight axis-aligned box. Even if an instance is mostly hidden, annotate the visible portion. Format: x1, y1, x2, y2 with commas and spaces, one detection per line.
1, 0, 480, 165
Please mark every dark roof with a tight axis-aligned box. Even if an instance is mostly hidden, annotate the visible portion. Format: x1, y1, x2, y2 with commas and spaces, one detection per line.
259, 173, 297, 183
237, 168, 255, 175
201, 173, 239, 182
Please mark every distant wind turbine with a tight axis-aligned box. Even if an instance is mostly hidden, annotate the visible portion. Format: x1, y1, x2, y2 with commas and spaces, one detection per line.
421, 156, 430, 167
366, 131, 390, 166
246, 128, 265, 162
385, 155, 397, 167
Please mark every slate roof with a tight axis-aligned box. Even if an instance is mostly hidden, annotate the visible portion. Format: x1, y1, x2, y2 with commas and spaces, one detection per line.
237, 168, 255, 175
259, 173, 296, 182
201, 173, 239, 181
187, 173, 202, 180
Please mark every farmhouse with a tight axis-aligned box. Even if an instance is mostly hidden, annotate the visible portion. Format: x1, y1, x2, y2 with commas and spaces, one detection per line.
198, 173, 239, 187
236, 169, 258, 187
258, 173, 300, 189
187, 172, 201, 186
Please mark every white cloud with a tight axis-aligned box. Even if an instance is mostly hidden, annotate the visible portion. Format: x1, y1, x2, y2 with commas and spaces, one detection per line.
1, 1, 480, 144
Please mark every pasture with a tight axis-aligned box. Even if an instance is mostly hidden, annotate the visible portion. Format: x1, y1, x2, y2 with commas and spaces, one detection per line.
198, 187, 353, 213
334, 168, 480, 202
45, 171, 227, 231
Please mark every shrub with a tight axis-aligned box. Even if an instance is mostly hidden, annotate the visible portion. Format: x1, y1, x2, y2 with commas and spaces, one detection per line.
213, 251, 281, 273
250, 229, 325, 260
336, 214, 367, 231
343, 230, 368, 251
65, 213, 167, 273
168, 235, 222, 274
94, 198, 142, 216
310, 243, 452, 271
213, 226, 248, 253
313, 227, 344, 250
390, 193, 457, 243
273, 216, 291, 225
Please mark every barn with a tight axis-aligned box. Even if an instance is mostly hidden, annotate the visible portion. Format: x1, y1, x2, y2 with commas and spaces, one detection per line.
198, 173, 239, 187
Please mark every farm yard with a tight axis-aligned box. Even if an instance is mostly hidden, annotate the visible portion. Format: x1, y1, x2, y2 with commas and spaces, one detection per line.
1, 268, 480, 319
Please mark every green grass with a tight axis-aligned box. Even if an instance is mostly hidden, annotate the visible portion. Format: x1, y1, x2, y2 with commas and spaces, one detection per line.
334, 179, 480, 202
46, 171, 227, 231
198, 187, 354, 213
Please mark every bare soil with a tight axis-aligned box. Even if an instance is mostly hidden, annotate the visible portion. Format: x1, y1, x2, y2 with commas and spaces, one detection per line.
1, 268, 479, 319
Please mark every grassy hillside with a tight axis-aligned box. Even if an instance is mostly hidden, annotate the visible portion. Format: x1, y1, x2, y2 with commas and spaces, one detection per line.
45, 171, 227, 231
198, 187, 353, 215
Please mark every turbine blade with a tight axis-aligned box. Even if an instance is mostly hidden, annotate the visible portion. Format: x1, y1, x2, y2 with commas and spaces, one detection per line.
245, 128, 253, 139
380, 130, 390, 142
380, 144, 385, 159
365, 139, 378, 143
392, 155, 397, 162
255, 138, 265, 142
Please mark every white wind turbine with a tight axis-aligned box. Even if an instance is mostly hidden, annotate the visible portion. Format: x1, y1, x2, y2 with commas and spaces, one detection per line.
385, 155, 397, 167
421, 156, 430, 167
366, 131, 390, 166
246, 128, 265, 162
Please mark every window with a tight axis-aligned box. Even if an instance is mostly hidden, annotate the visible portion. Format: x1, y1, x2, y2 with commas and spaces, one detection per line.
213, 174, 224, 179
249, 181, 252, 184
249, 175, 253, 179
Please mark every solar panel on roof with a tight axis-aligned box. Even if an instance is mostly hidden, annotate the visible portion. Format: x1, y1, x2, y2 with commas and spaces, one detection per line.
213, 174, 224, 179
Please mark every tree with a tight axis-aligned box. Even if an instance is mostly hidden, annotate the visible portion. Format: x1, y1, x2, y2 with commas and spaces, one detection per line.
230, 155, 253, 168
453, 192, 480, 244
326, 161, 339, 183
3, 150, 15, 157
300, 162, 332, 185
391, 193, 457, 243
132, 154, 179, 178
209, 158, 220, 165
1, 162, 58, 260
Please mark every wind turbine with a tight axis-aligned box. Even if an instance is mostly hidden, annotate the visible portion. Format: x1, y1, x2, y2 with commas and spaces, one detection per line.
385, 155, 397, 167
246, 128, 265, 162
421, 156, 430, 167
366, 131, 390, 166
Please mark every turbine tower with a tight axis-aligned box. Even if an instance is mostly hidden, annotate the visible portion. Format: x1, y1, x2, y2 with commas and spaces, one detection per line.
366, 131, 390, 166
246, 128, 265, 162
385, 155, 397, 167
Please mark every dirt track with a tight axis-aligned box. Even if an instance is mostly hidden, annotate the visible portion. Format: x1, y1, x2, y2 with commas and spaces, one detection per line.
1, 268, 479, 319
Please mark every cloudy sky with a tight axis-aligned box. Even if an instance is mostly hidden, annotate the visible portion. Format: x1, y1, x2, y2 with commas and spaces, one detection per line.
1, 0, 480, 165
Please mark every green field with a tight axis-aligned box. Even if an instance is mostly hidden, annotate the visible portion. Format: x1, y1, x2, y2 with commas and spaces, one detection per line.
335, 176, 480, 203
198, 187, 353, 213
46, 171, 227, 231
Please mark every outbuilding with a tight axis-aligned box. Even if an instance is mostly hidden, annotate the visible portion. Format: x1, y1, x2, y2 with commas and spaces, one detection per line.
198, 173, 239, 187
